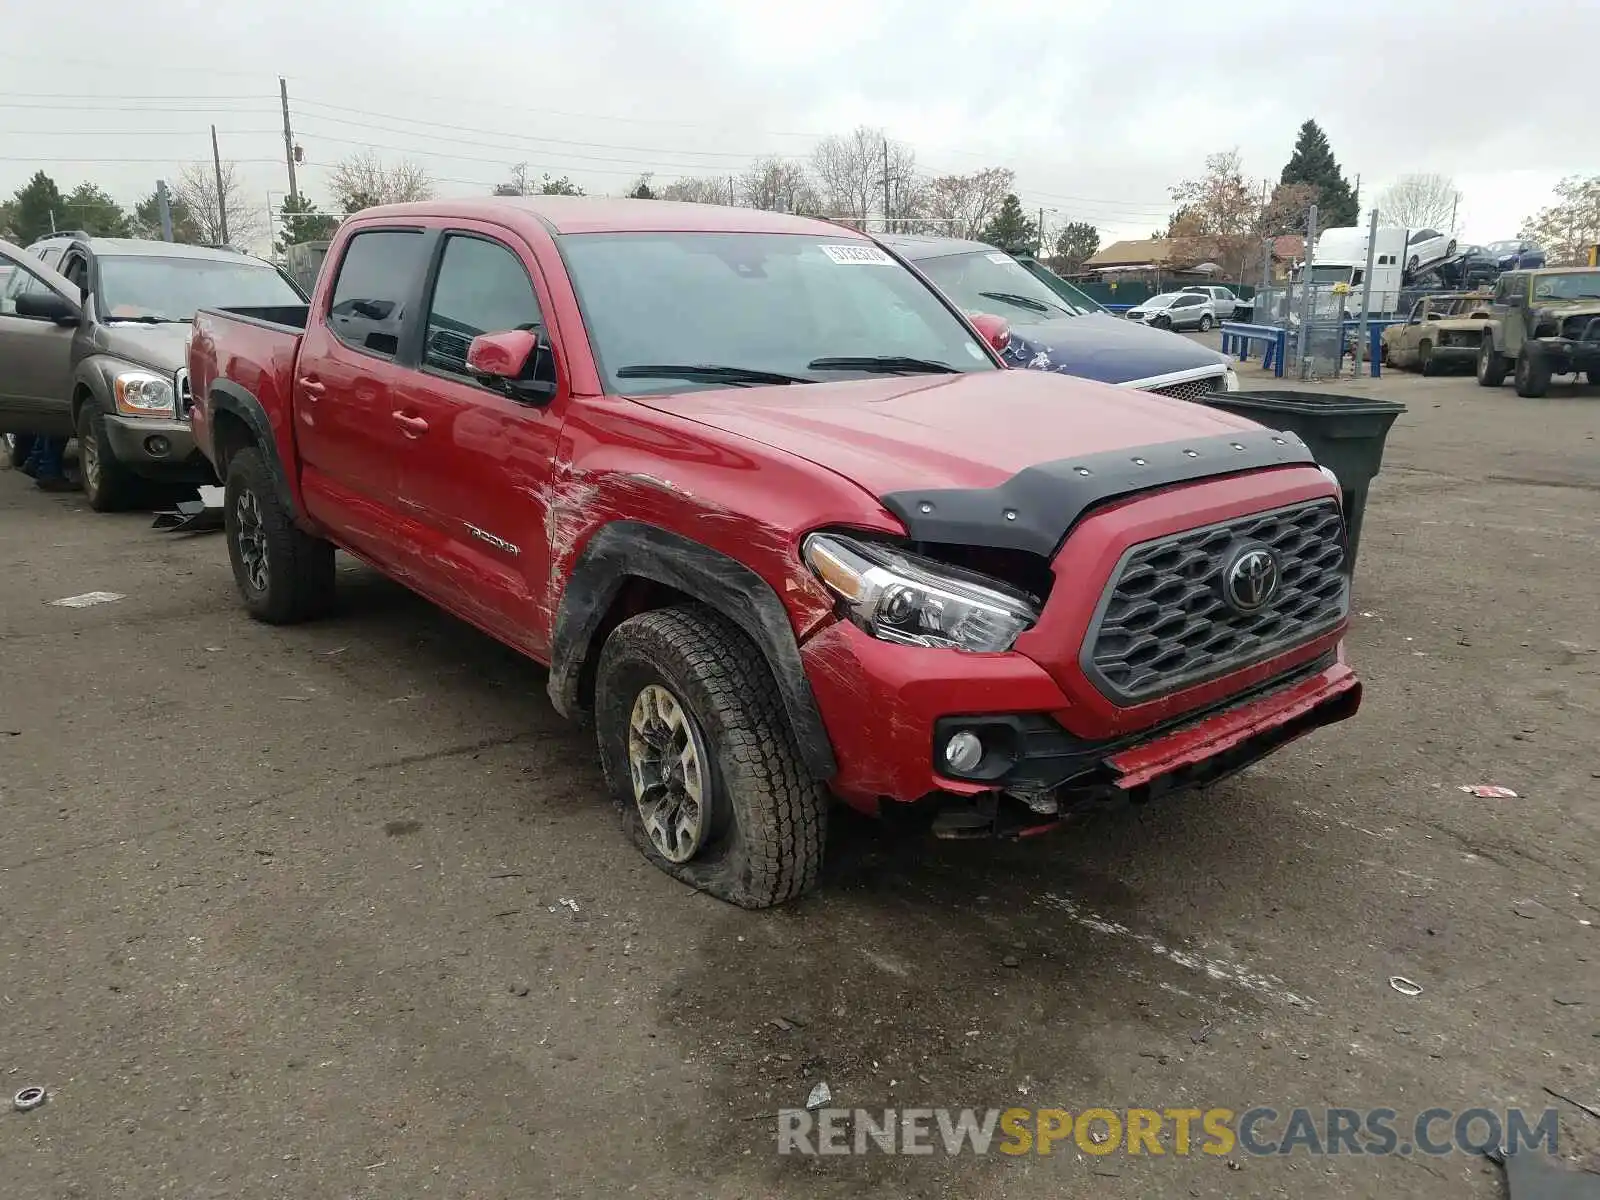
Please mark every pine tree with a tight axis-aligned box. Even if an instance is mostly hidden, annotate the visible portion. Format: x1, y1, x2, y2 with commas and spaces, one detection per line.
8, 171, 65, 244
978, 193, 1038, 252
1280, 120, 1358, 228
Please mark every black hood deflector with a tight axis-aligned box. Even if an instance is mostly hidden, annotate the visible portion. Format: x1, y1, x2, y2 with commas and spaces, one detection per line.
880, 427, 1317, 557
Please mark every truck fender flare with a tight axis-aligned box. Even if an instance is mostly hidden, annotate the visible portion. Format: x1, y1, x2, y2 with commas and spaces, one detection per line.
546, 520, 838, 780
207, 379, 298, 519
68, 361, 114, 425
1481, 320, 1503, 353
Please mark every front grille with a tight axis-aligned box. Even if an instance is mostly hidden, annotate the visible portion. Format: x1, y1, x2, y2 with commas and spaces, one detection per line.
175, 368, 193, 418
1083, 499, 1348, 704
1147, 374, 1226, 401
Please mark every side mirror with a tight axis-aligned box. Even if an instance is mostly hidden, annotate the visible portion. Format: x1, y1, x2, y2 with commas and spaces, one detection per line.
15, 291, 80, 325
467, 329, 556, 404
967, 312, 1011, 353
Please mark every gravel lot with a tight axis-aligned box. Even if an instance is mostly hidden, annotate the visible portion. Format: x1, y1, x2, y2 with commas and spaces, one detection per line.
2, 365, 1597, 1198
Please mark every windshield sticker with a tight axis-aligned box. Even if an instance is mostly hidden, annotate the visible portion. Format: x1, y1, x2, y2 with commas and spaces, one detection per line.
819, 244, 894, 266
985, 252, 1011, 264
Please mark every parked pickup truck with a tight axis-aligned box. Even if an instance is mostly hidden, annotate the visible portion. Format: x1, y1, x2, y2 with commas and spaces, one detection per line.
189, 198, 1361, 907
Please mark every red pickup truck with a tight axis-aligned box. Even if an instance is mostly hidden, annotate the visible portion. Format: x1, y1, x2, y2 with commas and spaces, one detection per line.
188, 198, 1360, 907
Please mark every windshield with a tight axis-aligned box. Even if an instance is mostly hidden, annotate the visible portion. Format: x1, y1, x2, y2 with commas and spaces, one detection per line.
1307, 265, 1356, 285
1142, 293, 1182, 308
558, 232, 997, 394
1533, 271, 1600, 301
97, 255, 304, 322
913, 250, 1095, 322
1488, 241, 1523, 255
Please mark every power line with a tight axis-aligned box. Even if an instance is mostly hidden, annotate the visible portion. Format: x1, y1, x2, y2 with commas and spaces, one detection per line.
292, 99, 809, 161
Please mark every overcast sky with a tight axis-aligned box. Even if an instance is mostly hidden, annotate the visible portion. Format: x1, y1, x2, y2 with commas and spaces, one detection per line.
2, 0, 1590, 252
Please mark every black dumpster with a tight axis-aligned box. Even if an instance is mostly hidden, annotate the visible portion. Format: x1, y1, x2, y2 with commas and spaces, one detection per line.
1198, 390, 1404, 575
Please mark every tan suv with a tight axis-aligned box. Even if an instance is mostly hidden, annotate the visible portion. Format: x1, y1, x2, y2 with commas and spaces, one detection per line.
0, 234, 306, 509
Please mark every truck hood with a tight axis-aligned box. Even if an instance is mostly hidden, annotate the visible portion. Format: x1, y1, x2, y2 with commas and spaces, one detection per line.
996, 312, 1228, 384
92, 321, 193, 375
627, 368, 1266, 497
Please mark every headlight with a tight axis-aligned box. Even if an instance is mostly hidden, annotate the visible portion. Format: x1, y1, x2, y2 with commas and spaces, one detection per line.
113, 370, 176, 417
1224, 367, 1240, 391
802, 533, 1040, 653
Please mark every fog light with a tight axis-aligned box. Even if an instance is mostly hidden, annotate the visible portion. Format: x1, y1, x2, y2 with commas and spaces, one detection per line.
944, 730, 984, 774
144, 435, 171, 458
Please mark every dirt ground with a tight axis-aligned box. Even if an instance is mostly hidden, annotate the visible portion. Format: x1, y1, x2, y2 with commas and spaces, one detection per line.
2, 362, 1598, 1199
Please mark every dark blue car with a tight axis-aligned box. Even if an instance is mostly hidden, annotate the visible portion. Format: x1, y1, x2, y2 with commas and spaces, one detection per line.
879, 234, 1238, 400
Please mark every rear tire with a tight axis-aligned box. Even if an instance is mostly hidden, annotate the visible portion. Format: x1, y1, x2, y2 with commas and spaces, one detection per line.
223, 446, 336, 624
594, 606, 828, 909
77, 402, 140, 512
1477, 338, 1508, 387
1514, 348, 1552, 398
1198, 313, 1214, 332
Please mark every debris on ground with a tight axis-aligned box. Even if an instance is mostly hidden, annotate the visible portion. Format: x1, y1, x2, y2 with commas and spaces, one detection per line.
1389, 976, 1424, 997
558, 897, 580, 913
1460, 785, 1519, 798
1542, 1086, 1600, 1122
770, 1017, 796, 1032
509, 983, 530, 998
1485, 1143, 1600, 1199
50, 591, 124, 608
805, 1082, 832, 1110
13, 1086, 47, 1112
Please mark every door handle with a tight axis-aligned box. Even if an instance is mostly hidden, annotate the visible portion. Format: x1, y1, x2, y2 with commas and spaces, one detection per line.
392, 411, 429, 436
298, 376, 326, 397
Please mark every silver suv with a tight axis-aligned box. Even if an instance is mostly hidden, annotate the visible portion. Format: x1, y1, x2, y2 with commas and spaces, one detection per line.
0, 234, 306, 510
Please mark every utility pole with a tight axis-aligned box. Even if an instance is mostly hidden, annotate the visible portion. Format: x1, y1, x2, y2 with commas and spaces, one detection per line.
728, 176, 735, 207
211, 124, 230, 244
1449, 191, 1458, 231
1296, 202, 1318, 380
279, 76, 299, 206
155, 179, 174, 242
882, 137, 892, 234
1355, 206, 1379, 377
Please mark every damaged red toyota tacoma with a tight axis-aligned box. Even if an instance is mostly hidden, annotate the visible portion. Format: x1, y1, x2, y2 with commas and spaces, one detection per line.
188, 198, 1360, 907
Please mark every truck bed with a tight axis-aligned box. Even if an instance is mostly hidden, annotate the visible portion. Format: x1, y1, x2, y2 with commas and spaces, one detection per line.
202, 303, 310, 332
188, 305, 310, 485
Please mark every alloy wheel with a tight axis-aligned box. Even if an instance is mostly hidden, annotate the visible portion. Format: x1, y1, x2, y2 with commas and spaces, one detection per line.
235, 487, 269, 594
626, 683, 711, 864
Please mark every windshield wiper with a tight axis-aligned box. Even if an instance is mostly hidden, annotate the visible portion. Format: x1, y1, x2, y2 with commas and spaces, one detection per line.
615, 363, 814, 386
977, 290, 1060, 315
807, 355, 958, 375
107, 314, 189, 324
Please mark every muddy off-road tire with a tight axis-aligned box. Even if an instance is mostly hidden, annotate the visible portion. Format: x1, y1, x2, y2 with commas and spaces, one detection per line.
1514, 348, 1552, 398
594, 606, 828, 909
1477, 338, 1508, 387
223, 446, 335, 624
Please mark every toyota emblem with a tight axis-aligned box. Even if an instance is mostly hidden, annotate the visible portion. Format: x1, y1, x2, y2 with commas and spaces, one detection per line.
1223, 545, 1280, 613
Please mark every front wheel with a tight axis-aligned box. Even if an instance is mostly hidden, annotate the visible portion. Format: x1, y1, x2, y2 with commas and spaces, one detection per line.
1477, 339, 1508, 387
1152, 315, 1172, 330
1418, 340, 1437, 376
1514, 349, 1552, 398
223, 446, 336, 623
1408, 254, 1420, 272
77, 402, 140, 512
594, 606, 828, 909
1198, 313, 1214, 332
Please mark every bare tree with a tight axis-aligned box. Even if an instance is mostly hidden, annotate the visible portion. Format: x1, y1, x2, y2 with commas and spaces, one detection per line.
925, 168, 1014, 240
327, 152, 435, 214
655, 176, 734, 205
1376, 174, 1461, 230
738, 157, 820, 214
881, 141, 926, 233
172, 161, 262, 246
1165, 149, 1262, 277
811, 125, 884, 228
1519, 174, 1600, 265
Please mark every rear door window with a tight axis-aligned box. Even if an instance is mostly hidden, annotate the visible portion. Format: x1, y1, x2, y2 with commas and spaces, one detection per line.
327, 230, 427, 359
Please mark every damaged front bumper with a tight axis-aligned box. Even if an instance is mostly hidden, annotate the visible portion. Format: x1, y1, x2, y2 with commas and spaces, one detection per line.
803, 616, 1360, 835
